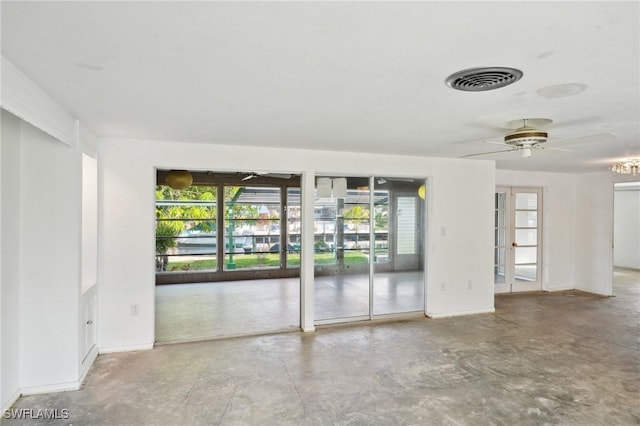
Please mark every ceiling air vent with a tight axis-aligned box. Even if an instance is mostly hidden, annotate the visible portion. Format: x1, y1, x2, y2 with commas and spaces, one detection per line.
445, 67, 523, 92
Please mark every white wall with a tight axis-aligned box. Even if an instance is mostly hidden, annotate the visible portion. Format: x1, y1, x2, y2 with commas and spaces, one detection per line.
98, 138, 496, 350
18, 121, 82, 392
613, 188, 640, 269
1, 110, 22, 409
574, 171, 640, 295
496, 170, 577, 291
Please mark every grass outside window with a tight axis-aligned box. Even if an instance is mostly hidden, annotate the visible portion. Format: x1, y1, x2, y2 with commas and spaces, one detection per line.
165, 252, 369, 271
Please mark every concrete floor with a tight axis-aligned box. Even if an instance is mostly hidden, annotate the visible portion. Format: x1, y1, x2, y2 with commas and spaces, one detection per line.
6, 269, 639, 425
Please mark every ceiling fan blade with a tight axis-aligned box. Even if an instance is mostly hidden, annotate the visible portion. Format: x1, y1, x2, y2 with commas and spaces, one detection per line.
547, 132, 616, 148
485, 140, 509, 146
243, 172, 292, 180
386, 177, 416, 182
268, 173, 293, 179
460, 148, 516, 158
544, 146, 573, 152
450, 132, 505, 145
548, 116, 604, 130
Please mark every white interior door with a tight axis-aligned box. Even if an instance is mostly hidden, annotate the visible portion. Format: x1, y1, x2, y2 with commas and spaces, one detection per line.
495, 187, 542, 293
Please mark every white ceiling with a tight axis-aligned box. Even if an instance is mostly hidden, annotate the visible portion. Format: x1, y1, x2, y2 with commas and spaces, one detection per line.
2, 1, 639, 173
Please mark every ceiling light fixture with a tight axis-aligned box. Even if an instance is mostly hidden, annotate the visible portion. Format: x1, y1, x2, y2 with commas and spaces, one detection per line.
165, 170, 193, 189
418, 185, 426, 200
610, 158, 640, 176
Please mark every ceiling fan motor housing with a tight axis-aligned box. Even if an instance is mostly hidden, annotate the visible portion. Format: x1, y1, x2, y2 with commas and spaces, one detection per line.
504, 129, 548, 147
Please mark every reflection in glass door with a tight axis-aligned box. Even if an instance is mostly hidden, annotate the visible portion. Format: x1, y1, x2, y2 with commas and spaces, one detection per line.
314, 177, 370, 322
495, 187, 542, 293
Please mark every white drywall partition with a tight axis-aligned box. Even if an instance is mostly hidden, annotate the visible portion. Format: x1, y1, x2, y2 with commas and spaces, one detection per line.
574, 171, 640, 295
18, 122, 82, 393
1, 111, 22, 410
98, 138, 496, 350
613, 186, 640, 269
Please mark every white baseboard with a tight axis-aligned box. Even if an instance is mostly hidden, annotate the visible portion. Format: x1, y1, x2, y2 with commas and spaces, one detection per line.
98, 342, 154, 354
1, 388, 21, 412
544, 286, 574, 292
21, 381, 80, 396
575, 287, 613, 296
426, 307, 495, 319
79, 345, 99, 385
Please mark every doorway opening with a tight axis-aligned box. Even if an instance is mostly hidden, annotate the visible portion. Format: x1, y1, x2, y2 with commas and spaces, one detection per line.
613, 182, 640, 297
154, 170, 301, 343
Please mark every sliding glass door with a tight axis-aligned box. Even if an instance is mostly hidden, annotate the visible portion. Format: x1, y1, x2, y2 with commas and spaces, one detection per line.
314, 177, 370, 321
373, 180, 425, 315
314, 176, 426, 324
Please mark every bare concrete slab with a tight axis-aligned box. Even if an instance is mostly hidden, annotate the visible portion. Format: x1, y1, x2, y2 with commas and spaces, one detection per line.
5, 269, 638, 425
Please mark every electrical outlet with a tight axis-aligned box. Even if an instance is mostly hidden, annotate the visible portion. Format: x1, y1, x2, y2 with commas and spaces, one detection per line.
130, 304, 140, 316
467, 280, 473, 290
440, 281, 446, 291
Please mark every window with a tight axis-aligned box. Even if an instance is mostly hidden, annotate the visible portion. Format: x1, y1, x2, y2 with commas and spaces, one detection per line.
223, 186, 283, 271
155, 171, 302, 282
155, 185, 218, 272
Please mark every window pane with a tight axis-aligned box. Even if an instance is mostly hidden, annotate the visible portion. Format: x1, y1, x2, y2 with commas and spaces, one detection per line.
515, 211, 537, 227
494, 247, 506, 266
515, 247, 537, 264
373, 197, 389, 263
495, 192, 507, 209
495, 210, 506, 228
515, 229, 537, 246
224, 186, 281, 271
515, 193, 537, 210
515, 265, 537, 282
397, 197, 417, 254
287, 188, 301, 268
155, 185, 218, 273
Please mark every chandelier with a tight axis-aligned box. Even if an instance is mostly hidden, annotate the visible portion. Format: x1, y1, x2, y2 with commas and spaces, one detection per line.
610, 158, 640, 176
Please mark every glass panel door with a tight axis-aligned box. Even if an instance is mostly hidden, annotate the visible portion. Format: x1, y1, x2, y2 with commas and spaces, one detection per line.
513, 189, 541, 291
494, 188, 510, 293
494, 187, 542, 293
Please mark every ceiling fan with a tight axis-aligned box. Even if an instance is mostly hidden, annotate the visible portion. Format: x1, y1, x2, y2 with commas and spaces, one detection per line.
241, 171, 292, 181
460, 118, 612, 159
